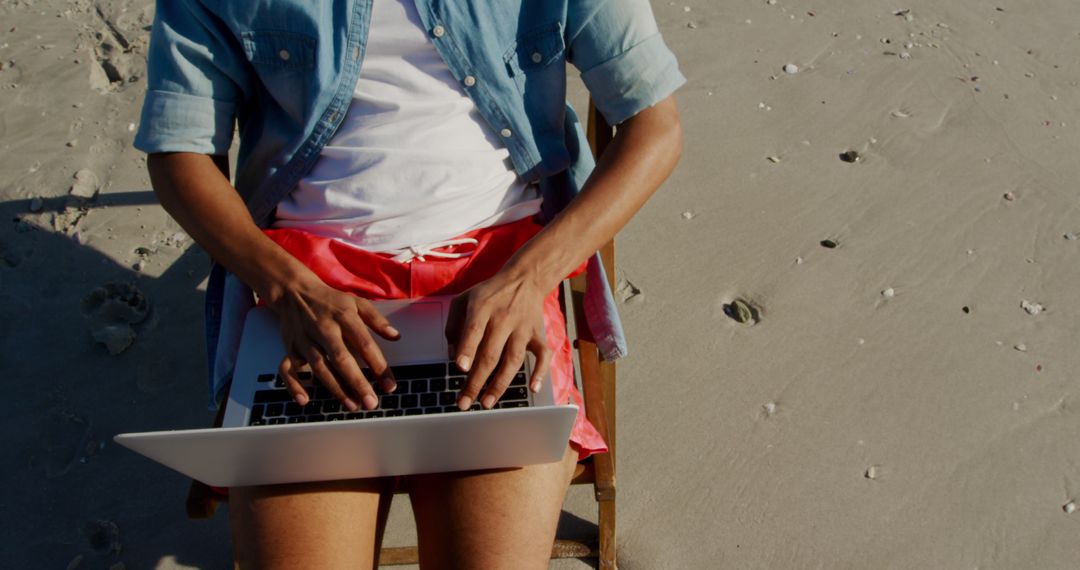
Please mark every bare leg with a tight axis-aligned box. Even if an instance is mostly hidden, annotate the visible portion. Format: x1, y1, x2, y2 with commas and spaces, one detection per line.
408, 445, 580, 569
229, 477, 395, 570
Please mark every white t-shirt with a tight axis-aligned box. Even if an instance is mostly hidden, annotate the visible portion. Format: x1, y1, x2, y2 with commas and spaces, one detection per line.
272, 0, 541, 253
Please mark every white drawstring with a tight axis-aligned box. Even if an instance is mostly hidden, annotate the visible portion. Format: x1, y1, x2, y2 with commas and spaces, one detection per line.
390, 237, 479, 263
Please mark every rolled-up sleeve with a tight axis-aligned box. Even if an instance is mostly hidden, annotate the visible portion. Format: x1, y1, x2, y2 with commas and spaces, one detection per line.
567, 0, 686, 125
133, 0, 249, 155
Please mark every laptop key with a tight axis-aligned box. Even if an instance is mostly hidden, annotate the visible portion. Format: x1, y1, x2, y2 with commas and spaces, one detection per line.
392, 363, 446, 380
382, 395, 399, 409
439, 392, 456, 406
423, 408, 440, 414
269, 417, 286, 425
323, 400, 341, 413
284, 402, 303, 416
501, 387, 529, 401
250, 404, 265, 422
253, 390, 292, 404
346, 412, 364, 420
442, 406, 459, 413
405, 409, 423, 416
365, 411, 384, 419
386, 409, 404, 417
499, 401, 529, 409
410, 379, 427, 394
274, 376, 286, 389
510, 373, 528, 387
402, 394, 419, 408
429, 377, 446, 392
448, 376, 465, 390
287, 416, 305, 424
250, 419, 267, 426
257, 373, 275, 383
327, 414, 345, 421
307, 416, 326, 423
420, 393, 437, 407
303, 400, 322, 415
266, 403, 284, 417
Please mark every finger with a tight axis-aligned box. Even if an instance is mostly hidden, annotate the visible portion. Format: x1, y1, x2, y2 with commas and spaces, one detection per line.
278, 354, 310, 406
459, 318, 510, 410
356, 298, 400, 341
452, 300, 489, 375
526, 332, 551, 394
301, 343, 362, 412
339, 315, 396, 396
444, 293, 467, 355
311, 313, 377, 407
480, 331, 529, 409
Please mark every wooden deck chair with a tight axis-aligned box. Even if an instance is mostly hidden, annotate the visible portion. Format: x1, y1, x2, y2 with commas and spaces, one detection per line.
185, 100, 618, 569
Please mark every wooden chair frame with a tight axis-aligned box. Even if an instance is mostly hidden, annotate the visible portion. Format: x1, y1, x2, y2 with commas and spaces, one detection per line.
185, 101, 618, 568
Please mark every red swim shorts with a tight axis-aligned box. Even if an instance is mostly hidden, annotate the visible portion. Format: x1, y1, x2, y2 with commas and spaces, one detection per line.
262, 216, 608, 461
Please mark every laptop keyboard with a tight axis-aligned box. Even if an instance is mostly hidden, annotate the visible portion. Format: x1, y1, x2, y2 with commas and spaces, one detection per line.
246, 362, 531, 426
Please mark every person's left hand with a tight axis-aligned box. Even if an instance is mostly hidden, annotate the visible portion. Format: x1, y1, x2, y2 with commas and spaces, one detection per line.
445, 271, 550, 410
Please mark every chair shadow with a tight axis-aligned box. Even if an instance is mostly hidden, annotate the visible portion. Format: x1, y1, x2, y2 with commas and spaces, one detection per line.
2, 191, 236, 568
555, 510, 601, 568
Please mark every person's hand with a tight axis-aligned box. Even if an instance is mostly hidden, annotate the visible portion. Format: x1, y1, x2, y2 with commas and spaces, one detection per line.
446, 272, 550, 410
267, 276, 399, 412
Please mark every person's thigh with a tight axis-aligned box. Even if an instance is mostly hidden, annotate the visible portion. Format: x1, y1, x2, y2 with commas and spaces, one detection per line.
230, 477, 395, 570
408, 445, 580, 570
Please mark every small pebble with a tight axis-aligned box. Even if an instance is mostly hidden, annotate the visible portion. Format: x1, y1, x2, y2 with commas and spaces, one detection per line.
1003, 191, 1016, 201
66, 139, 78, 148
1063, 233, 1077, 241
820, 239, 838, 249
681, 211, 694, 220
767, 155, 782, 163
762, 402, 777, 415
783, 63, 799, 74
1065, 500, 1077, 514
1014, 343, 1027, 352
865, 465, 880, 479
687, 21, 697, 29
899, 52, 911, 60
1021, 300, 1043, 316
962, 305, 971, 314
795, 256, 804, 264
29, 196, 43, 212
839, 150, 861, 163
881, 287, 895, 299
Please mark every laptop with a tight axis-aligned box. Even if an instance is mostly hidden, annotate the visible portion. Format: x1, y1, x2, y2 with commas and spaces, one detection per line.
114, 291, 579, 487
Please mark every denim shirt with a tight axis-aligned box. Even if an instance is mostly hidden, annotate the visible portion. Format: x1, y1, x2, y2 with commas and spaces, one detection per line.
133, 0, 685, 406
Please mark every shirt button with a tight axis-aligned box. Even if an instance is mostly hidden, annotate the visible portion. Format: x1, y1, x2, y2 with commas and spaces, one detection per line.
500, 128, 513, 138
432, 25, 445, 38
278, 49, 291, 61
463, 75, 476, 87
352, 46, 361, 60
531, 52, 543, 64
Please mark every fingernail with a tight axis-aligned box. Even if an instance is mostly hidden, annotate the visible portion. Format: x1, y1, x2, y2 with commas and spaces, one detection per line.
385, 380, 398, 393
530, 380, 541, 393
386, 326, 400, 338
344, 398, 359, 412
456, 356, 471, 372
481, 394, 495, 409
295, 393, 309, 406
363, 394, 379, 410
458, 396, 472, 411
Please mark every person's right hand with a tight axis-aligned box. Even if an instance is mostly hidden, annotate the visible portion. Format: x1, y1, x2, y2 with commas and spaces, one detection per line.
266, 276, 399, 412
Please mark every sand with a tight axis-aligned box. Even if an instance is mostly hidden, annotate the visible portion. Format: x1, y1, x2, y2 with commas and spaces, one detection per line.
3, 0, 1080, 568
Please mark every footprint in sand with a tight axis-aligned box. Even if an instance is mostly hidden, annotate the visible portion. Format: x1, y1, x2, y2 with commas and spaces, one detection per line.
80, 282, 149, 355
